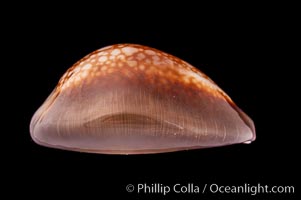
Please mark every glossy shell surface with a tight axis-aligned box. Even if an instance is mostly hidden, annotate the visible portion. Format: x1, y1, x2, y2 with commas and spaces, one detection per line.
30, 44, 255, 154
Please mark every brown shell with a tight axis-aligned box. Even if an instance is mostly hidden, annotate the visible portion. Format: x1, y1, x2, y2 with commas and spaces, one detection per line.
30, 44, 255, 154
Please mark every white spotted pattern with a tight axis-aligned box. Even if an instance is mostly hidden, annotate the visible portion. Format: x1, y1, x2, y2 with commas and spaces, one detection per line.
57, 44, 231, 101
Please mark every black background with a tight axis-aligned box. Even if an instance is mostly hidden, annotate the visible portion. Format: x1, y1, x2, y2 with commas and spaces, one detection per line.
6, 3, 298, 199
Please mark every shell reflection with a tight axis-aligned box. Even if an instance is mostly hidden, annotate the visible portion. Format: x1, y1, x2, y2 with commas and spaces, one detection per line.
30, 44, 255, 154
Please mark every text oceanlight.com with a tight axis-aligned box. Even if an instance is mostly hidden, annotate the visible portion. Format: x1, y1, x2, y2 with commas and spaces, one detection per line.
126, 183, 294, 196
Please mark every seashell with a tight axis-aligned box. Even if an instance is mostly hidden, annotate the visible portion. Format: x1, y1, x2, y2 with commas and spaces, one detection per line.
30, 44, 255, 154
